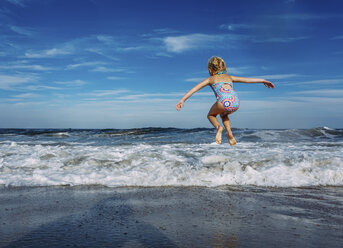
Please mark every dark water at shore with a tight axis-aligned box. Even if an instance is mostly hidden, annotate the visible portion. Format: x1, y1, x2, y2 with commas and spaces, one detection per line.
0, 185, 342, 247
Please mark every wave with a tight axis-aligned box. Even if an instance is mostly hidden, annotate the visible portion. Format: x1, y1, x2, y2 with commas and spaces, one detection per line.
0, 127, 342, 141
0, 140, 342, 188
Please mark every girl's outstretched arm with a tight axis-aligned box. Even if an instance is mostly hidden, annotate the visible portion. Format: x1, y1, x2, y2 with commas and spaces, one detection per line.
176, 78, 210, 111
231, 76, 275, 88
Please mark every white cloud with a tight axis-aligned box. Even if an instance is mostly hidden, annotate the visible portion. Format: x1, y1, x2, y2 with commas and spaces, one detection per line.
276, 13, 327, 20
13, 101, 48, 106
153, 52, 173, 58
81, 89, 129, 97
96, 35, 116, 44
13, 93, 39, 98
253, 36, 308, 43
228, 66, 250, 74
293, 89, 343, 96
162, 32, 304, 53
25, 85, 62, 91
107, 76, 124, 80
0, 73, 37, 90
8, 25, 35, 36
141, 28, 180, 38
81, 90, 211, 101
117, 46, 146, 52
85, 48, 119, 61
92, 66, 134, 73
185, 78, 204, 83
25, 47, 73, 58
251, 74, 298, 79
91, 66, 120, 72
219, 24, 254, 31
65, 61, 106, 70
0, 63, 54, 71
163, 33, 223, 53
115, 92, 184, 100
282, 96, 343, 105
5, 0, 26, 7
53, 79, 86, 87
285, 79, 343, 86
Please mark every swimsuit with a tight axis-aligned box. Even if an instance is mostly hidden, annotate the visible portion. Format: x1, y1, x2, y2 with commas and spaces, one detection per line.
210, 70, 240, 113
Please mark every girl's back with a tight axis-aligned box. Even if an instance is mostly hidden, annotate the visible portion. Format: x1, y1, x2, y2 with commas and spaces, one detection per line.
208, 72, 240, 114
208, 74, 233, 85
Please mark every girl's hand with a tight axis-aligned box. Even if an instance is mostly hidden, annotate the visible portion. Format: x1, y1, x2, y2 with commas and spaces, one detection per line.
263, 80, 275, 88
176, 101, 184, 111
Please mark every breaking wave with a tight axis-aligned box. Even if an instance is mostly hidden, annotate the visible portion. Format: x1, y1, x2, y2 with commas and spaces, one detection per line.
0, 127, 342, 187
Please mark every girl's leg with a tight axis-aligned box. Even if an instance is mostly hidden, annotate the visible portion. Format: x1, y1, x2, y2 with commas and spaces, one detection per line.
207, 102, 225, 144
220, 112, 237, 146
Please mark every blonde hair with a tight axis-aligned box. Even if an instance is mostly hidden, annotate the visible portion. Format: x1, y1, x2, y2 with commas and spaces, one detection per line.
207, 56, 227, 74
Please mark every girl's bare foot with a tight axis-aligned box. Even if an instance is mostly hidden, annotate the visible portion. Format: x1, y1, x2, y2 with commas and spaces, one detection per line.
226, 132, 237, 146
215, 126, 223, 144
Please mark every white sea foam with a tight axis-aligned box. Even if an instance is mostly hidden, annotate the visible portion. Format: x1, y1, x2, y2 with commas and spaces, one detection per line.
0, 140, 342, 187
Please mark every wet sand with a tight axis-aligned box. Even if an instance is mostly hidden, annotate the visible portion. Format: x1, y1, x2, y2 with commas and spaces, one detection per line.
0, 186, 342, 247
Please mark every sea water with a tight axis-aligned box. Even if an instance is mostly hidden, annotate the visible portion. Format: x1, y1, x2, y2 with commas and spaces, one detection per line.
0, 127, 342, 187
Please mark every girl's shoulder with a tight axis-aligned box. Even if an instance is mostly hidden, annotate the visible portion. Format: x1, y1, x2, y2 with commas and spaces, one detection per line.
209, 74, 233, 85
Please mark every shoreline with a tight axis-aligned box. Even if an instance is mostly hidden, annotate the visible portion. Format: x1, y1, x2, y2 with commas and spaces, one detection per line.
1, 185, 342, 247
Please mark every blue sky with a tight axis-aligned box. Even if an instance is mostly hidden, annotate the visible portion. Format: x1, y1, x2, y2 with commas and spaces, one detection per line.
0, 0, 342, 129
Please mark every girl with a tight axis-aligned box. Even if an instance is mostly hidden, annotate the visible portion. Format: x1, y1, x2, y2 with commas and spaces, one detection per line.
176, 56, 275, 146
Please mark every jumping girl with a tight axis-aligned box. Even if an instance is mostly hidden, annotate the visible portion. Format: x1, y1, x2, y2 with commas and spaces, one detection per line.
176, 56, 275, 146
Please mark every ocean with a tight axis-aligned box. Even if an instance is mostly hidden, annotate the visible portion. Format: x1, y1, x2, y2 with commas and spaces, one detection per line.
0, 127, 342, 188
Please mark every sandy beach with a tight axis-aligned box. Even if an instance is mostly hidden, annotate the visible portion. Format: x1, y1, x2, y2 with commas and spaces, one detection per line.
0, 186, 342, 247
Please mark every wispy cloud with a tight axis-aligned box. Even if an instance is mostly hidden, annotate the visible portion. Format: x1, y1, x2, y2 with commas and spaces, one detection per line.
116, 46, 148, 52
0, 62, 55, 71
85, 47, 119, 61
219, 24, 255, 31
163, 33, 224, 53
276, 13, 329, 20
0, 73, 37, 90
107, 76, 124, 80
81, 90, 211, 101
280, 96, 343, 104
251, 74, 298, 80
141, 28, 180, 38
253, 36, 308, 43
5, 0, 26, 7
293, 89, 343, 96
81, 89, 129, 97
96, 35, 116, 45
331, 35, 343, 40
162, 32, 307, 53
185, 78, 204, 83
228, 66, 251, 74
25, 85, 62, 91
13, 93, 40, 98
90, 66, 134, 73
65, 61, 106, 70
25, 47, 73, 58
91, 66, 121, 72
8, 25, 35, 36
53, 79, 86, 87
284, 79, 343, 86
